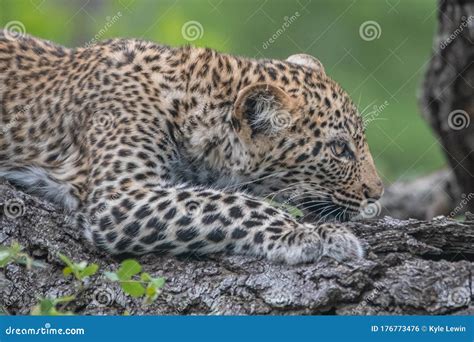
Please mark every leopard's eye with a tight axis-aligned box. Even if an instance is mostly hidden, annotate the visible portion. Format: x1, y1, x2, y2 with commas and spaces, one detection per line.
330, 140, 354, 160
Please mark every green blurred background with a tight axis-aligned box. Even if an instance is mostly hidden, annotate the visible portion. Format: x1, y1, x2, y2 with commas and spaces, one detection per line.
0, 0, 445, 183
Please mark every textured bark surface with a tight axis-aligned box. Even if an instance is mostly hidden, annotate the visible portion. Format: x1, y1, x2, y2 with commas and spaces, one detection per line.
1, 181, 472, 315
421, 0, 474, 212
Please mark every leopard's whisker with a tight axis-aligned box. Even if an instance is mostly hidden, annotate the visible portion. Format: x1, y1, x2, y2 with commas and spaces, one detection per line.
319, 206, 341, 223
298, 201, 333, 213
262, 182, 333, 202
269, 187, 332, 203
280, 192, 332, 206
311, 205, 338, 226
222, 171, 287, 191
360, 100, 378, 117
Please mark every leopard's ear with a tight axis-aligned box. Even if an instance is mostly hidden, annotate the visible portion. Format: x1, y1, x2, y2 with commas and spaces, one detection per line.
286, 54, 325, 75
233, 83, 296, 138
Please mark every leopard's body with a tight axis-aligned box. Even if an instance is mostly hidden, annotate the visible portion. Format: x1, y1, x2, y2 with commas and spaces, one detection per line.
0, 31, 383, 264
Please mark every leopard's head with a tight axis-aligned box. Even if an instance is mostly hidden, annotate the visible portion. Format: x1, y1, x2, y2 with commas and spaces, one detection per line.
232, 54, 383, 221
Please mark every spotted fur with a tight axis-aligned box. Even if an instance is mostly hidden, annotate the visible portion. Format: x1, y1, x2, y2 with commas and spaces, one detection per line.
0, 32, 383, 264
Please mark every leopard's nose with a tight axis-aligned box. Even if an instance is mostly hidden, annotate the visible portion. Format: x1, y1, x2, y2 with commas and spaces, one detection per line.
363, 180, 384, 201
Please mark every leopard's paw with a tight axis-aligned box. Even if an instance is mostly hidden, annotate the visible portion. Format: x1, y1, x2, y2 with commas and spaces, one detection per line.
318, 224, 364, 262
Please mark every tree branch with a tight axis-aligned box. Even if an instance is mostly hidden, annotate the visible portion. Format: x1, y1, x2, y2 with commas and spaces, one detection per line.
421, 0, 474, 212
1, 181, 472, 315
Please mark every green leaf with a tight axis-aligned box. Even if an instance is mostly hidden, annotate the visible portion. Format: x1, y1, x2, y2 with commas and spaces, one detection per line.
31, 297, 75, 316
104, 271, 120, 281
63, 266, 72, 277
54, 295, 76, 304
117, 259, 142, 280
265, 199, 304, 219
151, 277, 166, 289
58, 253, 73, 268
9, 242, 22, 255
0, 251, 10, 261
146, 286, 157, 297
120, 281, 145, 297
77, 261, 88, 270
81, 264, 99, 278
39, 299, 55, 314
140, 272, 152, 282
0, 243, 44, 270
145, 286, 158, 304
0, 251, 11, 267
287, 205, 304, 219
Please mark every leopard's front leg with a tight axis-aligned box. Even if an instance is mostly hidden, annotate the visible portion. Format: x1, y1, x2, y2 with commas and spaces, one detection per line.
83, 185, 363, 264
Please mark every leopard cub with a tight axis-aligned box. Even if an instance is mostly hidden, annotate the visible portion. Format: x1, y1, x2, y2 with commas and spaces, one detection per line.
0, 31, 383, 264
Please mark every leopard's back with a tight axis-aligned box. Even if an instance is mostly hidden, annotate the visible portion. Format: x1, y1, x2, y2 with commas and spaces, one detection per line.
0, 31, 91, 208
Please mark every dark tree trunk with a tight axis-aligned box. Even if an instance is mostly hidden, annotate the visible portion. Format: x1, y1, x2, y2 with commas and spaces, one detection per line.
421, 0, 474, 212
0, 182, 472, 315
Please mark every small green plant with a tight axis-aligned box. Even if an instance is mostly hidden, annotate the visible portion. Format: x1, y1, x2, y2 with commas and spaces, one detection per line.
59, 253, 99, 282
280, 203, 304, 219
0, 247, 164, 314
266, 200, 304, 219
105, 259, 165, 304
0, 242, 45, 269
31, 297, 75, 316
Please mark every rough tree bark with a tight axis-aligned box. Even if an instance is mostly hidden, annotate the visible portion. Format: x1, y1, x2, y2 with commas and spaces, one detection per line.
1, 0, 474, 317
0, 181, 472, 315
380, 0, 474, 220
421, 0, 474, 212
